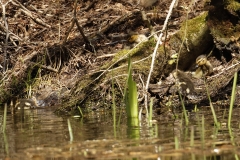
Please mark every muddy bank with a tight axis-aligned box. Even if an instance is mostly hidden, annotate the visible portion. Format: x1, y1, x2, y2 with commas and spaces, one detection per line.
1, 0, 240, 114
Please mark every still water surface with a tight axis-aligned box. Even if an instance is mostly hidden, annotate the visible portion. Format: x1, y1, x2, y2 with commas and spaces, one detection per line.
0, 106, 240, 159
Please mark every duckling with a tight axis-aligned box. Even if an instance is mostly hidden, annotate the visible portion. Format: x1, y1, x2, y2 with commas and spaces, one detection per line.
130, 0, 158, 8
172, 69, 195, 95
194, 55, 213, 78
128, 34, 148, 44
139, 0, 158, 8
15, 97, 38, 110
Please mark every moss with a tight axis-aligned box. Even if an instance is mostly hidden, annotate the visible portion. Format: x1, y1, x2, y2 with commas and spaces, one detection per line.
167, 12, 212, 70
226, 0, 240, 13
170, 12, 208, 46
179, 12, 208, 42
99, 39, 156, 76
58, 12, 213, 112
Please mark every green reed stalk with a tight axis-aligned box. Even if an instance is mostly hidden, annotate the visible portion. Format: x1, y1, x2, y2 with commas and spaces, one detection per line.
201, 115, 205, 149
77, 106, 83, 117
190, 126, 194, 147
204, 80, 219, 127
148, 98, 153, 126
67, 119, 73, 142
191, 153, 196, 160
125, 57, 138, 118
175, 136, 179, 149
179, 93, 189, 125
228, 72, 238, 129
3, 131, 9, 156
112, 74, 117, 137
235, 154, 239, 160
124, 58, 139, 139
228, 122, 239, 160
2, 103, 7, 132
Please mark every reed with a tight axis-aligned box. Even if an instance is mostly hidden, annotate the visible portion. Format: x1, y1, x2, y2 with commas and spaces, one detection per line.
201, 115, 205, 149
190, 126, 194, 147
204, 79, 219, 127
228, 72, 237, 129
112, 74, 117, 137
122, 57, 140, 139
175, 136, 179, 150
179, 93, 189, 125
77, 106, 83, 117
2, 103, 7, 133
124, 57, 138, 119
67, 119, 73, 142
148, 97, 153, 126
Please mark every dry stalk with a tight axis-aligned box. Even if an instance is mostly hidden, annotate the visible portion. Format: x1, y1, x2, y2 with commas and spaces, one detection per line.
11, 0, 51, 28
62, 0, 95, 53
1, 0, 11, 72
144, 0, 178, 115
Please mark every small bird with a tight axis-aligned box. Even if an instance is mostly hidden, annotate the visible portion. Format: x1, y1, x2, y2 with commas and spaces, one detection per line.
128, 34, 148, 43
15, 97, 38, 110
130, 0, 158, 8
194, 55, 213, 78
139, 0, 158, 8
172, 69, 195, 96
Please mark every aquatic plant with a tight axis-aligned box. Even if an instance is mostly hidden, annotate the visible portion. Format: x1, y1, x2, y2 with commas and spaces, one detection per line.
2, 103, 7, 132
148, 98, 153, 126
124, 57, 138, 119
228, 72, 238, 128
67, 119, 73, 142
77, 106, 83, 117
204, 79, 219, 127
179, 93, 189, 126
111, 72, 117, 137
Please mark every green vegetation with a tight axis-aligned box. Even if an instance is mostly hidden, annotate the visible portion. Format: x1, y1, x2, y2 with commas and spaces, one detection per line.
226, 0, 240, 13
124, 57, 138, 119
175, 136, 179, 150
2, 103, 7, 132
179, 93, 189, 125
112, 73, 117, 138
204, 80, 219, 127
201, 115, 205, 148
77, 106, 83, 117
228, 72, 238, 129
148, 98, 153, 126
67, 119, 73, 142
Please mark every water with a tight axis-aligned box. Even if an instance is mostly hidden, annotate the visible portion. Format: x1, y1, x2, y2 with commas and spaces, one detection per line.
0, 106, 240, 159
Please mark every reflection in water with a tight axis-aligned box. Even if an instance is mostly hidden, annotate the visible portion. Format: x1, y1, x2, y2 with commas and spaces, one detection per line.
0, 107, 239, 159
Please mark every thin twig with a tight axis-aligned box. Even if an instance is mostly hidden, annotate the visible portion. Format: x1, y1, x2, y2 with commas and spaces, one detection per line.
29, 61, 58, 73
1, 0, 11, 72
11, 0, 51, 28
144, 0, 178, 114
62, 0, 95, 53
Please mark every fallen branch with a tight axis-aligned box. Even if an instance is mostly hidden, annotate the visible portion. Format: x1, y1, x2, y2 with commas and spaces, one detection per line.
29, 61, 58, 73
